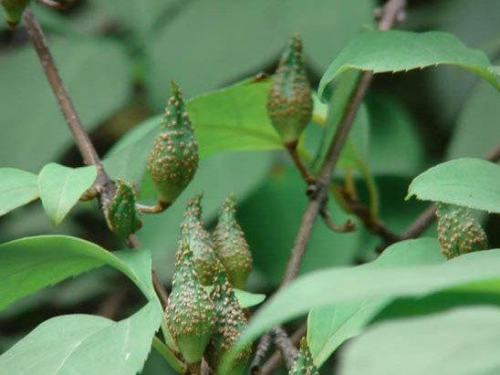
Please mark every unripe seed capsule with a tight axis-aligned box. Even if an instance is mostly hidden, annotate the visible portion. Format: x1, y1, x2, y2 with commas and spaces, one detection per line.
105, 179, 142, 237
267, 34, 313, 146
212, 193, 253, 289
206, 266, 251, 375
436, 203, 488, 259
181, 193, 218, 285
288, 338, 319, 375
147, 81, 199, 207
165, 241, 216, 365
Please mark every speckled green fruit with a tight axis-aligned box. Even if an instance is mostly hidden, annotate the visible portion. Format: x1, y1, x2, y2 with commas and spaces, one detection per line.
181, 193, 218, 285
147, 81, 199, 206
105, 179, 142, 237
267, 34, 313, 145
436, 203, 488, 259
289, 338, 319, 375
206, 266, 251, 375
165, 241, 215, 365
1, 0, 31, 28
213, 193, 253, 289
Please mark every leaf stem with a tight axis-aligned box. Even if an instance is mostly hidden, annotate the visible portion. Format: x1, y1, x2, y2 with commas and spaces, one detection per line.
285, 142, 316, 184
258, 324, 307, 375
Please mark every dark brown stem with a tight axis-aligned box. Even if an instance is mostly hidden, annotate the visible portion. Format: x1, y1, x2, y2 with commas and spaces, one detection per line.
319, 204, 356, 233
339, 187, 400, 243
24, 8, 169, 310
259, 325, 307, 375
285, 142, 316, 184
250, 333, 273, 375
399, 204, 436, 241
97, 286, 129, 319
486, 144, 500, 163
272, 327, 299, 370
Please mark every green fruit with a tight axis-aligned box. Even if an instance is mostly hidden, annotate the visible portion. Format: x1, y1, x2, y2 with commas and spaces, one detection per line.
105, 179, 142, 237
207, 266, 251, 375
165, 240, 215, 365
267, 34, 313, 145
181, 193, 218, 285
289, 338, 319, 375
213, 193, 253, 289
147, 81, 199, 206
1, 0, 31, 28
436, 203, 488, 259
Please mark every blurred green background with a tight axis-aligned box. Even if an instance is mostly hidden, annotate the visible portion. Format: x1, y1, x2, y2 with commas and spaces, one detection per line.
1, 0, 500, 373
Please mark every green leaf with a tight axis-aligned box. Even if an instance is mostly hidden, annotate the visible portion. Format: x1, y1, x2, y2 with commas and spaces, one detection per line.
0, 168, 39, 216
105, 80, 280, 184
234, 289, 266, 308
203, 286, 265, 308
447, 72, 500, 159
232, 241, 500, 355
0, 37, 131, 172
104, 116, 160, 183
318, 31, 500, 100
407, 158, 500, 213
0, 302, 162, 375
147, 0, 374, 106
0, 235, 157, 311
38, 163, 97, 226
188, 80, 282, 158
307, 238, 444, 366
340, 307, 500, 375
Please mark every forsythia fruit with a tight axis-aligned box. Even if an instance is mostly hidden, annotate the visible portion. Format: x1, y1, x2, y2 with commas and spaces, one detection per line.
206, 266, 251, 375
105, 179, 142, 237
267, 34, 313, 146
147, 81, 198, 206
213, 193, 253, 289
181, 194, 219, 285
165, 241, 215, 364
436, 203, 488, 259
288, 338, 319, 375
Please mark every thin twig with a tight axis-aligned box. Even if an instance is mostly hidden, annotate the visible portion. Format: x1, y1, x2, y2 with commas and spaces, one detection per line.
23, 9, 169, 310
319, 205, 356, 233
259, 325, 307, 375
97, 286, 129, 319
272, 327, 299, 370
285, 143, 316, 184
338, 187, 400, 243
250, 333, 273, 375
